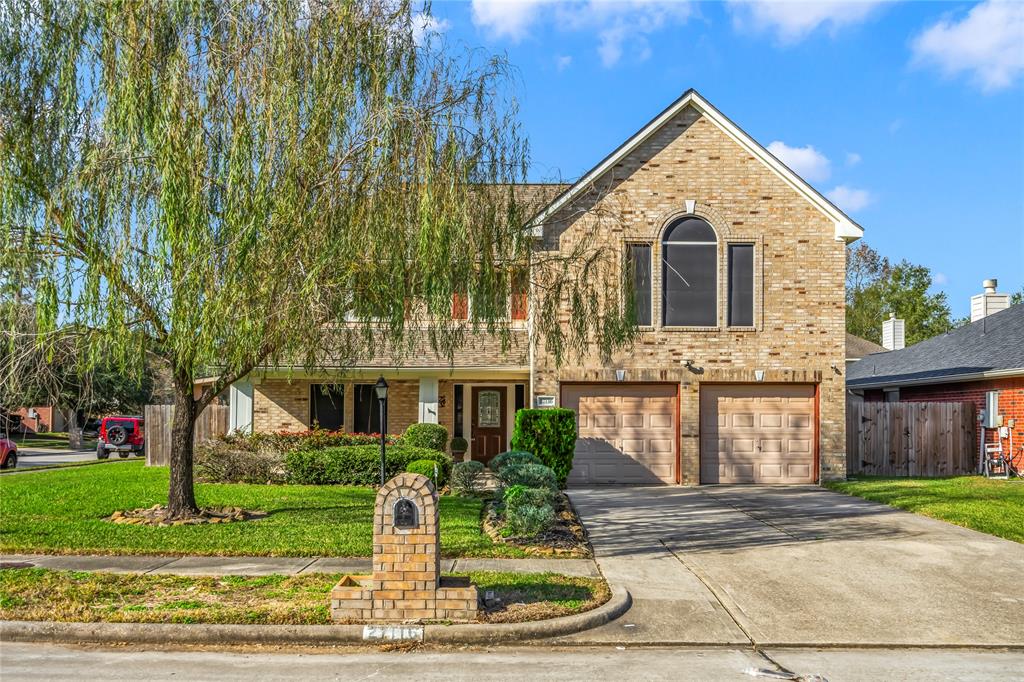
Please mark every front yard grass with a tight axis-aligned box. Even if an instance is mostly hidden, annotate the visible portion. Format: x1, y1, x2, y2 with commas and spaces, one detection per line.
0, 569, 608, 625
825, 475, 1024, 543
0, 461, 526, 557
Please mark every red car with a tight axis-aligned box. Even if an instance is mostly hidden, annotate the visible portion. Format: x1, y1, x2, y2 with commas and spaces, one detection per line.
97, 416, 145, 459
0, 437, 16, 469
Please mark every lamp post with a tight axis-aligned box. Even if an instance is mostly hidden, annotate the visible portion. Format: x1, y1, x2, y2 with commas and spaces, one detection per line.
374, 376, 389, 486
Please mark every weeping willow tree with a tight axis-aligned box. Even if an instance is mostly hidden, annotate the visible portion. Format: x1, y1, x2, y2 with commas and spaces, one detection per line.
0, 0, 634, 518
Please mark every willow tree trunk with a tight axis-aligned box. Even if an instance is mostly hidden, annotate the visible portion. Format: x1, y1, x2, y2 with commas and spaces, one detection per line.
166, 378, 200, 519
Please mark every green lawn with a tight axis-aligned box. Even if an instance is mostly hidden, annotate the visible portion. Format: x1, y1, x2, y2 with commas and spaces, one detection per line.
10, 431, 97, 450
0, 461, 525, 557
824, 475, 1024, 543
0, 569, 608, 625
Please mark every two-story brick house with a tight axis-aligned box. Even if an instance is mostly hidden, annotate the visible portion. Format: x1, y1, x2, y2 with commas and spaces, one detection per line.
206, 90, 863, 486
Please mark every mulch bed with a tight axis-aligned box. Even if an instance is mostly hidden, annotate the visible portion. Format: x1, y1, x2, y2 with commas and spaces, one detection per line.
482, 493, 592, 558
107, 505, 267, 526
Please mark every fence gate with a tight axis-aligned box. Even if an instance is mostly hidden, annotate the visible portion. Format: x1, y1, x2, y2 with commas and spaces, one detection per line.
144, 404, 229, 466
846, 401, 976, 477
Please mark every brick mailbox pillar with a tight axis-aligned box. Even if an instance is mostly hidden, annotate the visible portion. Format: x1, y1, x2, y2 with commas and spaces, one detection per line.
330, 473, 478, 622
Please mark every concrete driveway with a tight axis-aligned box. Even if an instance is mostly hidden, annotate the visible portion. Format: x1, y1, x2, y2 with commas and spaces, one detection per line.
563, 485, 1024, 647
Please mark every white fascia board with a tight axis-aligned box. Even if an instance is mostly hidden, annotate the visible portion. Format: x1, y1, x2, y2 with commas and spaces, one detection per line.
528, 90, 865, 243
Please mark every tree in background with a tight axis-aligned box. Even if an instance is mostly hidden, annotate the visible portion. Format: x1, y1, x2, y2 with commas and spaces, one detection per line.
846, 242, 955, 346
1, 1, 633, 518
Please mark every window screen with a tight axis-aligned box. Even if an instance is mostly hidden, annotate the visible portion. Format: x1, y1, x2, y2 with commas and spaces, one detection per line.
353, 384, 385, 434
626, 244, 652, 326
662, 217, 717, 327
310, 384, 344, 431
728, 244, 754, 327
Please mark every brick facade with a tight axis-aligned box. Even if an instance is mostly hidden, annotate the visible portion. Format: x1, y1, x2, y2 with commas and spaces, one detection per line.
252, 379, 420, 434
533, 107, 847, 482
865, 377, 1024, 466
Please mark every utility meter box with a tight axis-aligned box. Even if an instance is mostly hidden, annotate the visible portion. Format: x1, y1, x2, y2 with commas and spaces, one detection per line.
983, 391, 1000, 429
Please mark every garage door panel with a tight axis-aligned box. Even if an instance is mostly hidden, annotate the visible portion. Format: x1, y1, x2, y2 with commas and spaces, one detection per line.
700, 385, 815, 485
564, 384, 677, 485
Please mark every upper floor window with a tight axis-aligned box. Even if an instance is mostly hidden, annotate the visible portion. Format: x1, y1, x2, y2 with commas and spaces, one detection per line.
727, 243, 754, 327
662, 217, 717, 327
625, 243, 652, 326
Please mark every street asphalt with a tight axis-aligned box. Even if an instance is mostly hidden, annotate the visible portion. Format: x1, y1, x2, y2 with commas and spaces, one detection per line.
2, 643, 1022, 681
12, 447, 102, 469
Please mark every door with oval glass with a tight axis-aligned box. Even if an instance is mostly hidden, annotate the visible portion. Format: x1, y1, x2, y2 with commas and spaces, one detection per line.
471, 387, 507, 464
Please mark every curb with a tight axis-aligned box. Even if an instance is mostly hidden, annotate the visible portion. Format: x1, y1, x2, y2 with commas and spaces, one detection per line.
0, 586, 631, 647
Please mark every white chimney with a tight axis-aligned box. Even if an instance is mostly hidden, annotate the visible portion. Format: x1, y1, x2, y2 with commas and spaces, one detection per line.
970, 278, 1010, 322
882, 314, 905, 351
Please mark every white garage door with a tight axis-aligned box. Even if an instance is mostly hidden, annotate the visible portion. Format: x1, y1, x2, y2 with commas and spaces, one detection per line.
562, 384, 677, 485
700, 385, 816, 484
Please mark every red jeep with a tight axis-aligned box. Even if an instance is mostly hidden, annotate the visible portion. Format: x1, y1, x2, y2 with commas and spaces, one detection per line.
97, 416, 145, 459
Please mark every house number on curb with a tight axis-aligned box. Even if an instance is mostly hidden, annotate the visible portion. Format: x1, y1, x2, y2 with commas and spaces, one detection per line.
393, 498, 418, 529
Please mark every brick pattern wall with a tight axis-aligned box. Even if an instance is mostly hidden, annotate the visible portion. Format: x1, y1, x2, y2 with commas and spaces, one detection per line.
252, 379, 420, 435
330, 473, 478, 622
533, 107, 847, 482
867, 377, 1024, 466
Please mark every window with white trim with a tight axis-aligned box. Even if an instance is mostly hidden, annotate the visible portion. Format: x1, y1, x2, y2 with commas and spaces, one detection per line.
662, 217, 717, 327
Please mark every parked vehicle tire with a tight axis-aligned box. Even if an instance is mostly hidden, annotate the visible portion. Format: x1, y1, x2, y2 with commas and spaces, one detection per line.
135, 449, 145, 458
2, 452, 15, 469
107, 424, 128, 446
118, 451, 130, 458
96, 443, 109, 460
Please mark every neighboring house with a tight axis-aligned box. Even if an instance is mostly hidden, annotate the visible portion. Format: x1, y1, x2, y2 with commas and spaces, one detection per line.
846, 333, 885, 368
847, 287, 1023, 456
202, 89, 863, 486
12, 405, 73, 434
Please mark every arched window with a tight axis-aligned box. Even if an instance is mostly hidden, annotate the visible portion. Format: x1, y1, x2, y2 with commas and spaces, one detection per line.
662, 217, 717, 326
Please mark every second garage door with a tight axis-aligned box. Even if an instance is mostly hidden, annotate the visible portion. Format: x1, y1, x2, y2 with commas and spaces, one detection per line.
562, 384, 677, 485
700, 385, 816, 484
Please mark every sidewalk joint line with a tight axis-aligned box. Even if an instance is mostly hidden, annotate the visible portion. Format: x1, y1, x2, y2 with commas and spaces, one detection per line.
296, 557, 320, 575
142, 557, 180, 575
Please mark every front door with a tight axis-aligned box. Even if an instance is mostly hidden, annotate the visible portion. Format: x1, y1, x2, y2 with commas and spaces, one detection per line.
471, 387, 507, 464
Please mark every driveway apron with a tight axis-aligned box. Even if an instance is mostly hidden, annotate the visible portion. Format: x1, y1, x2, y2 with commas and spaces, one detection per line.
564, 485, 1024, 647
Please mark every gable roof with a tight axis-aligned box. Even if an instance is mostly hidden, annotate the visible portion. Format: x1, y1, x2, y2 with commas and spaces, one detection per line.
846, 333, 885, 361
528, 89, 864, 242
847, 303, 1024, 389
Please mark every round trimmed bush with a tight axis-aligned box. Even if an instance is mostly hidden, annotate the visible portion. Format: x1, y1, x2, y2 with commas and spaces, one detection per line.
406, 458, 445, 486
403, 423, 449, 453
498, 462, 558, 498
451, 460, 485, 495
504, 488, 555, 538
490, 450, 541, 473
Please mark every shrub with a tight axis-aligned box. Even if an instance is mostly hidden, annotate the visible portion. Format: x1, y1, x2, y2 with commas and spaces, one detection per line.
406, 458, 446, 486
449, 436, 469, 454
285, 445, 451, 486
504, 487, 555, 538
451, 460, 484, 495
195, 440, 286, 484
510, 409, 577, 487
220, 429, 402, 459
498, 462, 558, 499
490, 450, 541, 473
403, 423, 448, 453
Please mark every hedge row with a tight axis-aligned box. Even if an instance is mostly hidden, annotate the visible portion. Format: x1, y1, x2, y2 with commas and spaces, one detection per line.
285, 445, 452, 486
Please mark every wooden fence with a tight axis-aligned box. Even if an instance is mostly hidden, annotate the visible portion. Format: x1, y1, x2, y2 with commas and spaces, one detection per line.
846, 401, 976, 477
144, 404, 229, 466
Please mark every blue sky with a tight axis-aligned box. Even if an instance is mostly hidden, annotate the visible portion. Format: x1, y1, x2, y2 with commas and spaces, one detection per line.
424, 0, 1024, 317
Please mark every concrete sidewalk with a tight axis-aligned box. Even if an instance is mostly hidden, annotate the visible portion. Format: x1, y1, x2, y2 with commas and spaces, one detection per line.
0, 553, 599, 578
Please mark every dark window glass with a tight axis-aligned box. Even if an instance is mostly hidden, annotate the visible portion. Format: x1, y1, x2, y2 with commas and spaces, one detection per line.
453, 384, 464, 437
310, 384, 344, 431
728, 244, 754, 327
514, 384, 525, 414
626, 244, 652, 326
354, 384, 385, 434
662, 217, 718, 327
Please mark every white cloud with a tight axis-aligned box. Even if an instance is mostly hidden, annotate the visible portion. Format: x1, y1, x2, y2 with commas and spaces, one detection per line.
911, 0, 1024, 93
888, 118, 903, 135
555, 54, 573, 72
933, 272, 949, 286
827, 185, 873, 212
767, 141, 831, 182
727, 1, 886, 43
471, 0, 692, 67
845, 152, 862, 166
470, 0, 551, 42
411, 12, 450, 45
